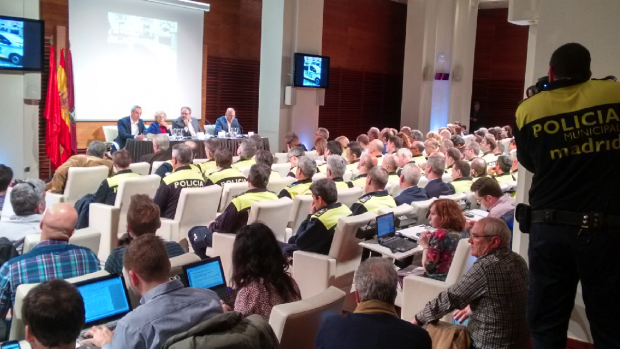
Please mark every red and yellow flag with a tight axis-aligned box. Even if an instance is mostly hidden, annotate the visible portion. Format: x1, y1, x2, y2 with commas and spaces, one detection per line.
57, 49, 72, 164
44, 45, 62, 170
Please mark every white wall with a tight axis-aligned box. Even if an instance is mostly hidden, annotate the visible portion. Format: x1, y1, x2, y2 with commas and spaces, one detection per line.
0, 0, 40, 180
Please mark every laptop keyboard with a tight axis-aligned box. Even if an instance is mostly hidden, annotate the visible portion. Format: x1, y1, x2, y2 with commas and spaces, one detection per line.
78, 321, 118, 343
218, 288, 235, 304
381, 237, 417, 252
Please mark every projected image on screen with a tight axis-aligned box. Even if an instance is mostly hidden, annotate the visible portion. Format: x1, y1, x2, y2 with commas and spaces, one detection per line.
303, 56, 322, 87
0, 19, 24, 68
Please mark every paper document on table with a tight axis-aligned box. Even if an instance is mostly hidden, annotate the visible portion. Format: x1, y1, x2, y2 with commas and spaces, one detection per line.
468, 209, 489, 217
397, 225, 433, 240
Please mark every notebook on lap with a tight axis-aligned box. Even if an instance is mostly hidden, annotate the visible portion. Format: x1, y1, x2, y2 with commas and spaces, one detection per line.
182, 256, 234, 304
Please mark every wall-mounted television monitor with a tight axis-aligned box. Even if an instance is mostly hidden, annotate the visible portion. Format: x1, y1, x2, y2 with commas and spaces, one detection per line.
0, 15, 44, 71
293, 53, 330, 88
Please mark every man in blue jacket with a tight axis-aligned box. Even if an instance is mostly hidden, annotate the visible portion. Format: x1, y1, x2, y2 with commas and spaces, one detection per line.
214, 108, 242, 134
394, 164, 428, 205
114, 105, 145, 150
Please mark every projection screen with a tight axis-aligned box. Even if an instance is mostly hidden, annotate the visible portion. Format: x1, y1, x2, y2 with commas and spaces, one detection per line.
69, 0, 204, 121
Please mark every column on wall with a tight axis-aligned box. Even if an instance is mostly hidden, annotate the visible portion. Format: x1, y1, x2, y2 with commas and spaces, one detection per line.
258, 0, 325, 151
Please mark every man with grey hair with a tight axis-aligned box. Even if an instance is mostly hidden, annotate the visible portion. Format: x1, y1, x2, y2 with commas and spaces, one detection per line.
395, 164, 428, 206
351, 167, 396, 215
424, 138, 440, 158
232, 139, 257, 170
490, 155, 514, 184
349, 153, 377, 189
0, 179, 46, 253
451, 134, 466, 151
411, 129, 424, 142
395, 148, 412, 177
140, 134, 171, 168
424, 153, 455, 198
326, 155, 353, 190
414, 218, 529, 349
279, 156, 316, 199
286, 146, 305, 177
316, 257, 432, 349
154, 143, 206, 219
114, 105, 145, 151
315, 127, 330, 141
368, 139, 384, 165
481, 134, 498, 167
46, 140, 113, 193
284, 178, 352, 256
464, 141, 481, 161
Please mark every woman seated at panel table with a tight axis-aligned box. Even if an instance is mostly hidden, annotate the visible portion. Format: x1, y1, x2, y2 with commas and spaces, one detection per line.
221, 223, 301, 320
146, 110, 172, 135
417, 199, 469, 281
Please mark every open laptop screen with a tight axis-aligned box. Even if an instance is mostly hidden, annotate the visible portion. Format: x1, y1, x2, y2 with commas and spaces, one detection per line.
76, 275, 131, 325
376, 212, 395, 238
185, 258, 226, 290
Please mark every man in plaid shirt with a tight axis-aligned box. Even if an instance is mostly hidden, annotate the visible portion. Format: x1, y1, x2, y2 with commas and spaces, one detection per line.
0, 203, 100, 319
413, 218, 529, 349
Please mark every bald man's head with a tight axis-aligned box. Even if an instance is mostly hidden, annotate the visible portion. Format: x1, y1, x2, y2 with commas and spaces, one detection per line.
225, 108, 236, 122
471, 157, 487, 177
369, 139, 384, 157
40, 203, 78, 241
382, 154, 398, 172
359, 154, 376, 173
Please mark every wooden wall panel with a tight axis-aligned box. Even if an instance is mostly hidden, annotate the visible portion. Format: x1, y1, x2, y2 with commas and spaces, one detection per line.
471, 8, 529, 128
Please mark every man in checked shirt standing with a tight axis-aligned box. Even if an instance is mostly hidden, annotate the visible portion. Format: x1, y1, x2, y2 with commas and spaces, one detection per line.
413, 218, 529, 349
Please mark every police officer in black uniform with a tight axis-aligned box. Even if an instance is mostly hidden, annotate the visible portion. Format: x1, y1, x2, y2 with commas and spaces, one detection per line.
515, 43, 620, 348
93, 150, 141, 205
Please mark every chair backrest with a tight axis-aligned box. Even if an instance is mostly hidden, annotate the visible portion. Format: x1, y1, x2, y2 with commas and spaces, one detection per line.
444, 239, 474, 284
239, 166, 251, 177
312, 173, 326, 182
417, 176, 429, 188
273, 152, 289, 164
114, 175, 161, 234
272, 163, 292, 178
233, 155, 240, 163
102, 126, 118, 142
343, 170, 353, 182
288, 195, 313, 236
410, 198, 437, 225
337, 187, 363, 208
269, 286, 347, 349
501, 138, 512, 152
22, 227, 102, 255
219, 182, 249, 212
351, 168, 360, 178
267, 177, 296, 194
169, 253, 201, 278
465, 191, 480, 209
211, 233, 236, 286
10, 270, 110, 341
128, 162, 150, 176
64, 166, 110, 206
383, 183, 392, 195
378, 203, 414, 216
193, 158, 209, 164
442, 172, 453, 183
173, 186, 223, 242
304, 150, 319, 160
439, 192, 467, 202
247, 198, 294, 242
387, 180, 400, 197
151, 161, 166, 175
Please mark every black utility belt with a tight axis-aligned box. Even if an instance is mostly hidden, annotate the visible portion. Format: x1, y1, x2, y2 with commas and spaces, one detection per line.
516, 203, 620, 232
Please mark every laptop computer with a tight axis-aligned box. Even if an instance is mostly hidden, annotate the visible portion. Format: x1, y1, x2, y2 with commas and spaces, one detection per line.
182, 256, 234, 304
74, 274, 133, 346
376, 212, 418, 253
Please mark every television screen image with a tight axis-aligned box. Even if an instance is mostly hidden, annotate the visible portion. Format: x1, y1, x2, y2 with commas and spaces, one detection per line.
293, 53, 330, 88
0, 16, 43, 71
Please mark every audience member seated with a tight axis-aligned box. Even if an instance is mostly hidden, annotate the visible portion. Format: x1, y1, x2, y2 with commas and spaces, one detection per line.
284, 179, 352, 255
153, 144, 206, 219
368, 139, 384, 165
510, 151, 519, 181
397, 132, 412, 150
335, 136, 349, 156
255, 150, 280, 179
189, 164, 277, 258
450, 160, 473, 193
400, 126, 412, 138
445, 147, 462, 170
381, 154, 400, 183
82, 235, 222, 349
146, 110, 171, 135
316, 257, 432, 349
346, 141, 362, 171
155, 141, 203, 178
417, 200, 468, 281
470, 177, 516, 223
232, 139, 257, 170
286, 146, 305, 177
46, 141, 113, 193
424, 138, 440, 158
218, 224, 301, 320
413, 218, 529, 349
367, 127, 380, 141
411, 129, 424, 142
22, 279, 85, 349
491, 155, 515, 184
501, 125, 513, 139
481, 135, 498, 166
114, 105, 145, 151
439, 129, 452, 141
198, 138, 221, 175
214, 108, 241, 134
325, 155, 353, 190
451, 134, 465, 151
315, 127, 330, 141
386, 136, 402, 155
314, 137, 328, 160
424, 153, 455, 198
0, 179, 46, 253
349, 154, 376, 188
94, 150, 141, 205
0, 203, 100, 319
440, 139, 454, 157
410, 141, 427, 167
395, 148, 412, 176
171, 107, 201, 137
104, 195, 185, 274
284, 131, 306, 151
356, 134, 370, 153
463, 141, 480, 162
140, 134, 172, 167
279, 156, 315, 200
318, 140, 343, 173
249, 134, 264, 151
0, 165, 12, 211
351, 167, 396, 215
206, 148, 247, 187
470, 157, 489, 181
395, 164, 428, 206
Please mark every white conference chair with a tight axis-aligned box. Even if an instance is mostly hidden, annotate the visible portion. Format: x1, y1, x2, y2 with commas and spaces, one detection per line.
193, 159, 210, 164
343, 170, 353, 182
439, 192, 467, 202
442, 172, 453, 183
129, 162, 150, 176
285, 195, 313, 241
269, 287, 347, 349
47, 166, 110, 207
157, 186, 222, 243
417, 176, 429, 188
90, 175, 161, 261
410, 198, 437, 225
22, 228, 101, 256
273, 152, 289, 164
102, 125, 119, 150
211, 233, 236, 286
267, 177, 296, 195
387, 180, 400, 197
233, 156, 240, 163
378, 203, 414, 216
305, 150, 319, 161
239, 166, 251, 177
383, 183, 393, 195
351, 168, 360, 178
337, 187, 363, 208
272, 163, 292, 178
465, 191, 481, 209
219, 182, 249, 212
312, 173, 326, 182
247, 198, 294, 242
151, 161, 166, 175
